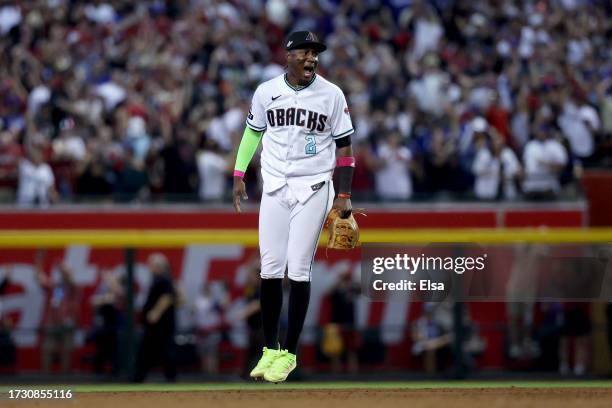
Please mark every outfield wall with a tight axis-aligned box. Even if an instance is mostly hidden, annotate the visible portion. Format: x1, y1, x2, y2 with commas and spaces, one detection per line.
0, 201, 587, 230
0, 203, 589, 373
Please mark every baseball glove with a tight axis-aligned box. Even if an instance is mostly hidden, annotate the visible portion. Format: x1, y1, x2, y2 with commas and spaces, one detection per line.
325, 208, 361, 250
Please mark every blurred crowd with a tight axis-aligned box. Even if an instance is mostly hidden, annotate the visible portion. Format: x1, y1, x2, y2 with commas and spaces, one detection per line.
0, 0, 611, 205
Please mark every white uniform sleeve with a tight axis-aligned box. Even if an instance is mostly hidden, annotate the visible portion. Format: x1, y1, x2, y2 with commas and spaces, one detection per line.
246, 85, 267, 132
330, 89, 354, 139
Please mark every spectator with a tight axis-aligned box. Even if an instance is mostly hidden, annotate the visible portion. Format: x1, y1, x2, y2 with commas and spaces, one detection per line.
424, 126, 465, 195
411, 302, 453, 373
349, 139, 376, 201
325, 267, 360, 374
557, 91, 600, 165
52, 118, 87, 163
511, 89, 532, 152
16, 148, 57, 207
51, 118, 87, 198
0, 130, 22, 201
370, 132, 413, 201
522, 125, 568, 200
89, 269, 123, 376
409, 4, 444, 63
235, 260, 263, 379
74, 153, 114, 201
485, 92, 511, 144
114, 148, 149, 203
607, 301, 612, 376
599, 81, 612, 139
409, 54, 451, 117
37, 260, 81, 374
155, 128, 199, 202
559, 303, 591, 376
472, 130, 522, 200
0, 270, 17, 372
123, 116, 151, 163
133, 253, 177, 382
412, 299, 486, 374
196, 139, 230, 202
192, 283, 223, 375
506, 245, 541, 360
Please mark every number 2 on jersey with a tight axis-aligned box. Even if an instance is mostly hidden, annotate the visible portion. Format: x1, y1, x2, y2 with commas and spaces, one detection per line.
305, 135, 316, 155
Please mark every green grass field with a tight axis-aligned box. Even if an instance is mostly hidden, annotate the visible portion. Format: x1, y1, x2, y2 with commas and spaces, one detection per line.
2, 380, 612, 393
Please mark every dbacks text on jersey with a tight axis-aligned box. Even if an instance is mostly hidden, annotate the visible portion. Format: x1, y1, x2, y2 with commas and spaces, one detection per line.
266, 108, 328, 132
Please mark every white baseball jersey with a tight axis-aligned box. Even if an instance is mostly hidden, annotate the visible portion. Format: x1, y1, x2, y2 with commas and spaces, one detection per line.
246, 73, 354, 203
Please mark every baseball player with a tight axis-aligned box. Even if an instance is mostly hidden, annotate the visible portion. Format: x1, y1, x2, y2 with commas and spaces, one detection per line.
232, 31, 355, 382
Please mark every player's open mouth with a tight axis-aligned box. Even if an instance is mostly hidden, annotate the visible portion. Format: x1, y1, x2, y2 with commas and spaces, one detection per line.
303, 66, 315, 78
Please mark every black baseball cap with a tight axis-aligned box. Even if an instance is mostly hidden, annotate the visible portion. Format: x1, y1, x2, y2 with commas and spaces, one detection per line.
285, 31, 327, 53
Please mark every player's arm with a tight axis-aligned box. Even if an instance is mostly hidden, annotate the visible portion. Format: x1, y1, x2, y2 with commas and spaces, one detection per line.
334, 136, 354, 218
330, 87, 355, 217
233, 126, 263, 213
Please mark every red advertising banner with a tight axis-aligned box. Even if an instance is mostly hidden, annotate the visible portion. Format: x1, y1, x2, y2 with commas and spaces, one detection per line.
0, 204, 587, 373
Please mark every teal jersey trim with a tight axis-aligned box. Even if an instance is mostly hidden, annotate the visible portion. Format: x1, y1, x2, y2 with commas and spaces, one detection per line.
283, 73, 317, 92
332, 128, 355, 139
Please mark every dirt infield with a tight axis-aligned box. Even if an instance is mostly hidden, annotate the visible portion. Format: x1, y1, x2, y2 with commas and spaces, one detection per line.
5, 388, 612, 408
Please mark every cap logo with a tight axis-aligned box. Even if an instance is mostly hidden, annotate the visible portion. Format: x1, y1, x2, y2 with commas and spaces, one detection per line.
287, 40, 293, 47
305, 32, 315, 41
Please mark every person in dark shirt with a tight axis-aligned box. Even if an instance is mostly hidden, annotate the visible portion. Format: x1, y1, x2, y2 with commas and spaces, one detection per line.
607, 302, 612, 376
89, 269, 123, 376
0, 272, 8, 295
158, 129, 198, 201
75, 157, 113, 200
133, 253, 177, 382
238, 260, 262, 378
0, 271, 17, 370
326, 268, 360, 373
38, 261, 80, 374
114, 149, 149, 202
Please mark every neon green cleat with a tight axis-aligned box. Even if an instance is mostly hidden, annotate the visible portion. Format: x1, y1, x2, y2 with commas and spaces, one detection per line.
263, 350, 296, 383
250, 347, 281, 379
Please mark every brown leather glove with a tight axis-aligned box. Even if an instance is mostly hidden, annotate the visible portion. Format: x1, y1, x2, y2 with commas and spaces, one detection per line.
325, 208, 360, 250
